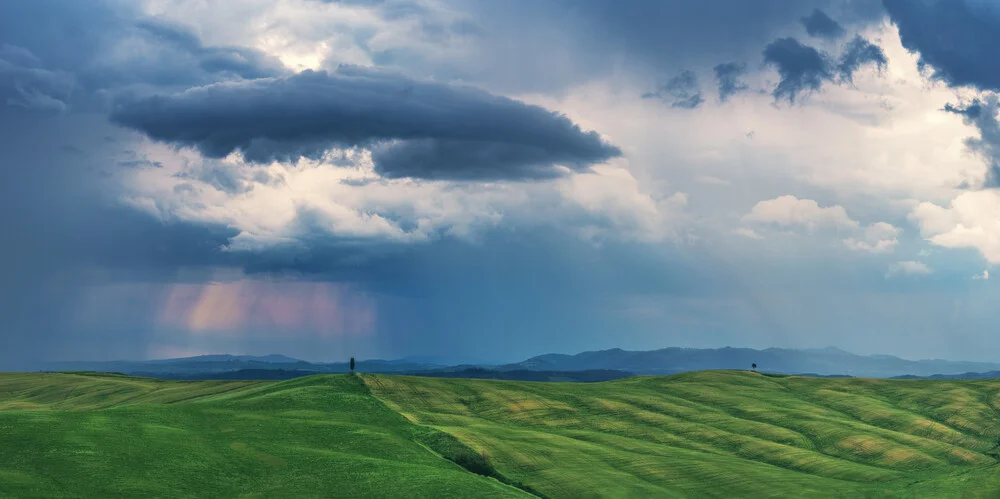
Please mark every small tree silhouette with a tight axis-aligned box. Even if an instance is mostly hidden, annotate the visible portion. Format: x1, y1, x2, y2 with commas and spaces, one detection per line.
751, 363, 757, 371
350, 357, 356, 373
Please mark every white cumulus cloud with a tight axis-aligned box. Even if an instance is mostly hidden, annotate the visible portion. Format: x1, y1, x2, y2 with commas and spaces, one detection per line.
743, 195, 860, 231
910, 190, 1000, 263
843, 222, 901, 254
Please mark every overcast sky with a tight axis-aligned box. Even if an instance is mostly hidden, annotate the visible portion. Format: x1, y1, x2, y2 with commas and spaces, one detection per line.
3, 0, 1000, 367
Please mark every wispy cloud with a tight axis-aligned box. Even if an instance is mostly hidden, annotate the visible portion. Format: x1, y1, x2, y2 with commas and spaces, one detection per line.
886, 260, 931, 277
733, 227, 763, 240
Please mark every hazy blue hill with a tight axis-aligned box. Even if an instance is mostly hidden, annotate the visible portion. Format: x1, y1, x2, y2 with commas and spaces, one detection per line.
137, 369, 325, 380
38, 346, 1000, 380
400, 368, 633, 382
168, 354, 304, 364
41, 357, 442, 377
501, 346, 1000, 378
43, 358, 317, 375
892, 371, 1000, 380
153, 367, 635, 382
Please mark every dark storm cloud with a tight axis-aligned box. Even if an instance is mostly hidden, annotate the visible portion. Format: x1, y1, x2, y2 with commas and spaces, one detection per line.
0, 0, 120, 83
0, 44, 75, 112
763, 38, 833, 104
93, 22, 283, 95
0, 0, 282, 112
1, 114, 238, 274
110, 67, 621, 180
420, 0, 886, 94
0, 111, 242, 368
837, 35, 888, 83
944, 97, 1000, 187
372, 139, 587, 180
883, 0, 1000, 91
885, 0, 1000, 188
763, 36, 887, 103
801, 9, 847, 39
643, 70, 704, 109
117, 159, 164, 169
714, 62, 749, 102
134, 20, 284, 82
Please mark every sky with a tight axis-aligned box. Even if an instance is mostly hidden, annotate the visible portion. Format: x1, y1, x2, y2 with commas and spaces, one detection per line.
3, 0, 1000, 367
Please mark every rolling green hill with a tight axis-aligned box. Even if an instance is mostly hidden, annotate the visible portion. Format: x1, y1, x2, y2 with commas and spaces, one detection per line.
1, 371, 998, 498
0, 372, 527, 498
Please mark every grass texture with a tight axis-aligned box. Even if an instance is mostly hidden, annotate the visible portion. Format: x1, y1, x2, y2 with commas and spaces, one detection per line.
0, 370, 997, 497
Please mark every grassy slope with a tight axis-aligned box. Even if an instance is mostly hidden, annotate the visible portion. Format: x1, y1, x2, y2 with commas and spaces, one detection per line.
1, 371, 999, 498
0, 373, 528, 498
363, 371, 1000, 498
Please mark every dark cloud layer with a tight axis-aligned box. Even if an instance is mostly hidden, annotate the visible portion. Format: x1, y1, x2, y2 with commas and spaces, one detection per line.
0, 103, 714, 366
111, 67, 621, 180
763, 36, 887, 103
884, 0, 1000, 91
132, 19, 285, 84
372, 139, 586, 180
16, 0, 998, 368
643, 70, 704, 109
714, 62, 750, 102
0, 44, 75, 112
0, 111, 241, 369
429, 0, 886, 94
944, 96, 1000, 187
886, 0, 1000, 188
837, 35, 888, 83
763, 38, 833, 103
801, 9, 847, 39
0, 0, 282, 113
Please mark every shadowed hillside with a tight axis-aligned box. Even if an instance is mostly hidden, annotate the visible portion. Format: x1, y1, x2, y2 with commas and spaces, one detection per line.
364, 371, 1000, 498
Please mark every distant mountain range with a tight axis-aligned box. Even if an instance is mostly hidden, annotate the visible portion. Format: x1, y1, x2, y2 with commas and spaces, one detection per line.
43, 354, 436, 377
495, 346, 1000, 379
38, 347, 1000, 380
144, 367, 634, 383
892, 371, 1000, 380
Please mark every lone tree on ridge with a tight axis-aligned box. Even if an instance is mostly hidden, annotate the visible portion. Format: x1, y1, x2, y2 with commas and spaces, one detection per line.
751, 363, 757, 372
350, 357, 356, 373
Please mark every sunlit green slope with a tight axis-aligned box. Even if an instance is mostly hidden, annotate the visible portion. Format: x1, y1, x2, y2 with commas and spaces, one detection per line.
364, 371, 1000, 498
0, 373, 528, 498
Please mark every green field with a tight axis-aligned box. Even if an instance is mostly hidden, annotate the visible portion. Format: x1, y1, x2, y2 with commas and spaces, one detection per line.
1, 371, 998, 498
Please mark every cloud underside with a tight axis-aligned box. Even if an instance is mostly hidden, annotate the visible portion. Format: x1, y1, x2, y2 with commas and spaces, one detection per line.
111, 67, 621, 181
